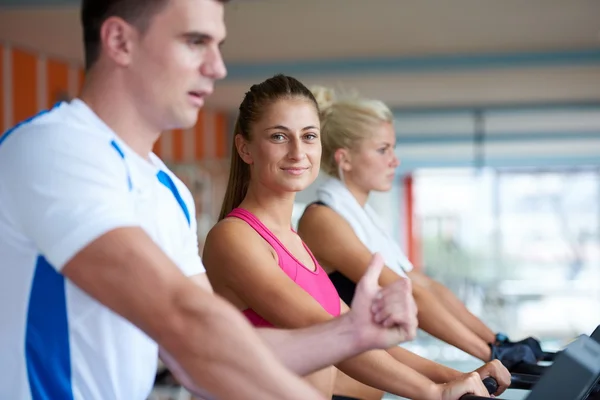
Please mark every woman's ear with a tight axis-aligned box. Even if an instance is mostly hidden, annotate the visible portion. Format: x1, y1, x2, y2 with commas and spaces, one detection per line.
235, 134, 253, 164
334, 148, 352, 172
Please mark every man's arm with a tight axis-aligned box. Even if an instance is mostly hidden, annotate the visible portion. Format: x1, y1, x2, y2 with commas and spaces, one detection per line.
189, 255, 415, 378
255, 318, 360, 376
0, 131, 323, 400
64, 228, 325, 400
254, 255, 416, 376
191, 273, 364, 376
162, 314, 361, 398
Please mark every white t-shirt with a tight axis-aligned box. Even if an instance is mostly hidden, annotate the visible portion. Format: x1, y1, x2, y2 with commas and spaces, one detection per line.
0, 99, 205, 400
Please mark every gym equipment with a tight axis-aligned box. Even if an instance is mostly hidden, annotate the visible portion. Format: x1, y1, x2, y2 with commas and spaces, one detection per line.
480, 371, 577, 392
591, 325, 599, 341
461, 334, 600, 400
498, 324, 600, 363
510, 324, 599, 375
539, 324, 599, 363
505, 326, 600, 396
511, 362, 548, 375
482, 377, 498, 394
495, 333, 546, 360
507, 373, 538, 390
491, 341, 538, 370
459, 377, 499, 400
461, 376, 540, 398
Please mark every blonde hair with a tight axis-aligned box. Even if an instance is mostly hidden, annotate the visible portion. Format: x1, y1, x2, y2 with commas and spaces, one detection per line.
311, 86, 393, 178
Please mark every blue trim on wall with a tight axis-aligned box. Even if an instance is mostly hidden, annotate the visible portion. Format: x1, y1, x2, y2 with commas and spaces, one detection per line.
393, 101, 600, 116
396, 131, 600, 145
397, 156, 600, 172
222, 48, 600, 81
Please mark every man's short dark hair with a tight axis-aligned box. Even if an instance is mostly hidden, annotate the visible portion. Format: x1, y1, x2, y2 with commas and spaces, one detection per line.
81, 0, 229, 71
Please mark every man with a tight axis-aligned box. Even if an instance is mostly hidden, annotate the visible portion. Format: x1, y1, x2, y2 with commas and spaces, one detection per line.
0, 1, 426, 399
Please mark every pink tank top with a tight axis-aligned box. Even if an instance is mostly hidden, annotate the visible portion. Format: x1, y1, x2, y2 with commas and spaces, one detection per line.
227, 208, 341, 327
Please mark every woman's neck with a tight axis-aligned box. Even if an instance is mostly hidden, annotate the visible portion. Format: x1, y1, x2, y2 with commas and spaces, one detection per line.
342, 178, 370, 207
239, 182, 297, 232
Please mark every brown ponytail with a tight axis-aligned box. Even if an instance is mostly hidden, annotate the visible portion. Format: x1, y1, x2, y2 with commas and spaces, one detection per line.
218, 120, 250, 220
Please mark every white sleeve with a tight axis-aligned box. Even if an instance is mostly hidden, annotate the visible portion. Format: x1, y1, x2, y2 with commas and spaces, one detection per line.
401, 258, 414, 273
0, 125, 139, 271
393, 245, 414, 274
178, 186, 206, 277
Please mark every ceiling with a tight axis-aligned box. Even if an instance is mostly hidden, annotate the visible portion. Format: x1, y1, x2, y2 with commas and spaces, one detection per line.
223, 0, 600, 62
1, 0, 600, 110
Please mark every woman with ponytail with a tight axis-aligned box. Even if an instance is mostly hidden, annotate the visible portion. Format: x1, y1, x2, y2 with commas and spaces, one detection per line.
202, 74, 508, 400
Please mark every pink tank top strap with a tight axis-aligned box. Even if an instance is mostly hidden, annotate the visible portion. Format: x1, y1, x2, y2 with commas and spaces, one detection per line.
227, 207, 341, 328
227, 208, 293, 266
227, 207, 290, 261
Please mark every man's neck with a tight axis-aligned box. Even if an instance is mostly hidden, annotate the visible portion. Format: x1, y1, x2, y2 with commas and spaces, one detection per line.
79, 75, 161, 161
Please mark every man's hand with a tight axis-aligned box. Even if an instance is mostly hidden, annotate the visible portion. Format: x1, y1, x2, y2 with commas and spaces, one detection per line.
348, 253, 418, 350
471, 359, 511, 395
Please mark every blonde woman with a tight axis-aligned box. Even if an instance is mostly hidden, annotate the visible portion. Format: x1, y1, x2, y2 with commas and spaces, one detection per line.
298, 86, 537, 400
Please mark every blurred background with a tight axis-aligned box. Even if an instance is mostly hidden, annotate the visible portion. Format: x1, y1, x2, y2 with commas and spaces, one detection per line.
1, 0, 599, 399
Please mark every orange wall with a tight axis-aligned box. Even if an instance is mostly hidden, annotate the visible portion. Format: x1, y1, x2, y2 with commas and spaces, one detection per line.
153, 110, 231, 163
0, 44, 4, 132
1, 43, 230, 162
1, 45, 82, 131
